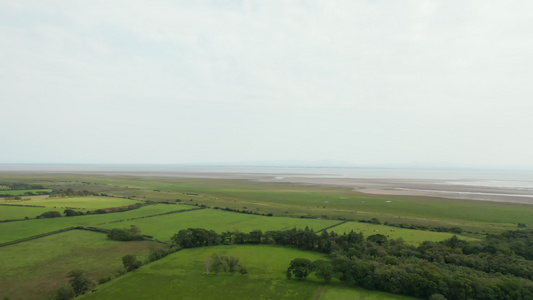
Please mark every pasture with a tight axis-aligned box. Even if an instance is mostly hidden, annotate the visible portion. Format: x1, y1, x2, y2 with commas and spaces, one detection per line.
0, 188, 53, 195
1, 173, 531, 233
0, 205, 56, 220
80, 245, 414, 300
99, 209, 341, 242
0, 204, 192, 244
326, 221, 479, 244
0, 230, 162, 300
10, 196, 142, 210
90, 176, 533, 233
1, 172, 532, 299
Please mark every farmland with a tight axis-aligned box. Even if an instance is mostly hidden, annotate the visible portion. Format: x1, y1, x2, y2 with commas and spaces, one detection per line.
0, 229, 162, 300
1, 172, 533, 299
0, 188, 53, 196
0, 203, 192, 244
79, 245, 415, 300
3, 173, 529, 233
8, 196, 142, 210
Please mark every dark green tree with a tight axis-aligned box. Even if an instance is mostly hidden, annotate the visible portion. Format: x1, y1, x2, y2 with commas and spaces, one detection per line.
122, 254, 142, 271
313, 259, 333, 282
67, 270, 93, 295
38, 211, 61, 218
286, 258, 315, 280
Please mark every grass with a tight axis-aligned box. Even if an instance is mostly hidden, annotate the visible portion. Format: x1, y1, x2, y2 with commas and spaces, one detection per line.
0, 204, 192, 244
0, 230, 162, 300
0, 205, 59, 220
320, 285, 415, 300
11, 196, 143, 210
327, 221, 479, 244
80, 245, 414, 300
82, 175, 533, 233
0, 189, 53, 195
2, 173, 531, 233
99, 209, 341, 242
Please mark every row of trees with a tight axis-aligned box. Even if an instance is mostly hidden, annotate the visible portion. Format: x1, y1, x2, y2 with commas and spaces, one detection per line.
56, 270, 94, 300
108, 225, 143, 241
0, 182, 45, 190
49, 188, 98, 198
172, 227, 533, 299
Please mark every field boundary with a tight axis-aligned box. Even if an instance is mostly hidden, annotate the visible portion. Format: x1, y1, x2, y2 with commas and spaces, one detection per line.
97, 207, 204, 225
0, 227, 77, 248
315, 221, 348, 233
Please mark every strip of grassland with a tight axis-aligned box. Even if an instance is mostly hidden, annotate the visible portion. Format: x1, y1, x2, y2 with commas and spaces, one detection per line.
97, 209, 469, 244
98, 209, 340, 242
3, 174, 532, 233
0, 204, 191, 244
0, 205, 56, 220
0, 230, 162, 300
80, 245, 414, 300
326, 221, 479, 244
320, 285, 415, 300
11, 196, 142, 210
93, 176, 533, 233
0, 189, 53, 196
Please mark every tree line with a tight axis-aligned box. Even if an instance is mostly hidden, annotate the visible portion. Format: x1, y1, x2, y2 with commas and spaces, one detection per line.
172, 227, 533, 300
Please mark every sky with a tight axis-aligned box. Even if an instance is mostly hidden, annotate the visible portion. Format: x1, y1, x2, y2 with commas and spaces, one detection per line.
1, 1, 533, 168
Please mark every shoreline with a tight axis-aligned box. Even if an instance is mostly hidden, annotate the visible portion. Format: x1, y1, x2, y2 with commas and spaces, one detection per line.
1, 166, 533, 204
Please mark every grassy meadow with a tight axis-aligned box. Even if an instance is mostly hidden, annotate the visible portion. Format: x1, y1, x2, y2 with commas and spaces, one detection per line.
0, 205, 58, 220
0, 230, 162, 300
27, 174, 530, 233
327, 221, 479, 244
0, 204, 192, 244
1, 172, 532, 299
80, 245, 414, 300
0, 188, 53, 195
99, 209, 341, 242
4, 196, 142, 210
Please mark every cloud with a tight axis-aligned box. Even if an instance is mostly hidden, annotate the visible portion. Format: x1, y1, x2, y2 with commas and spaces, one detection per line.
1, 1, 532, 167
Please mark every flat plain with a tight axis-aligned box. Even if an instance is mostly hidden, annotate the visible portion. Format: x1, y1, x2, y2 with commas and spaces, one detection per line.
0, 230, 162, 300
1, 172, 532, 300
79, 245, 415, 300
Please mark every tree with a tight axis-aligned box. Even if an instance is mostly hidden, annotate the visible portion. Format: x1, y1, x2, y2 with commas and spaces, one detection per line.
108, 225, 143, 241
223, 256, 242, 275
313, 260, 333, 282
38, 211, 61, 218
206, 253, 247, 276
286, 258, 315, 280
122, 254, 142, 271
55, 286, 75, 300
67, 270, 93, 295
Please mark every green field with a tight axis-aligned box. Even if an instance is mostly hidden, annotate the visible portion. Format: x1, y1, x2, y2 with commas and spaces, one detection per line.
1, 173, 532, 299
99, 209, 341, 242
328, 221, 479, 244
35, 174, 531, 233
9, 196, 142, 210
0, 189, 53, 196
80, 245, 414, 300
1, 173, 531, 233
0, 205, 60, 220
0, 204, 193, 244
0, 230, 162, 300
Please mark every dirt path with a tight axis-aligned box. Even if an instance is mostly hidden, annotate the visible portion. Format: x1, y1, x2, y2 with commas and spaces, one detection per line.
313, 285, 326, 300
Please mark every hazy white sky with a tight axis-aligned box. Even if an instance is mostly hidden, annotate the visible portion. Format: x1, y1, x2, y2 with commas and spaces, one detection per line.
2, 1, 533, 168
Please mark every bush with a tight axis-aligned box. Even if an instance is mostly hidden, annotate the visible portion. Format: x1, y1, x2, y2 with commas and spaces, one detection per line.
55, 286, 75, 300
38, 211, 61, 219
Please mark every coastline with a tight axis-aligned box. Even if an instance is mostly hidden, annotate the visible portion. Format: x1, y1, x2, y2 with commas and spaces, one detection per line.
1, 165, 533, 204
